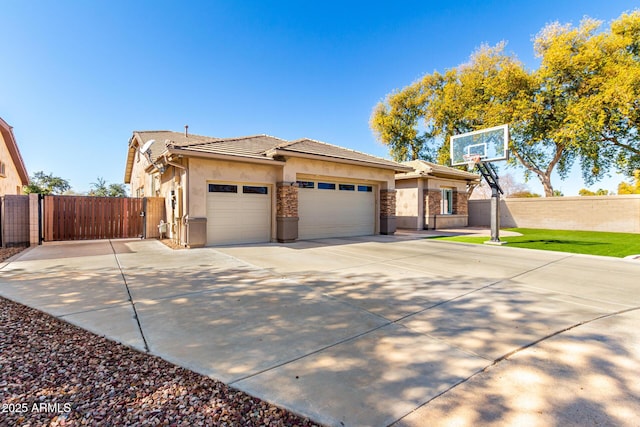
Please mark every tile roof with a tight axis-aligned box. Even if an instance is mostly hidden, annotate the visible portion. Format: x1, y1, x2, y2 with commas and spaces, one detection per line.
175, 134, 287, 161
128, 131, 410, 171
398, 159, 480, 180
132, 131, 214, 162
271, 138, 411, 170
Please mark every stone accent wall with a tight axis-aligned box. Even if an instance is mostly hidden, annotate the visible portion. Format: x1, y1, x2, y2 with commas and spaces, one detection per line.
453, 190, 468, 215
276, 182, 298, 217
424, 189, 441, 216
380, 189, 396, 218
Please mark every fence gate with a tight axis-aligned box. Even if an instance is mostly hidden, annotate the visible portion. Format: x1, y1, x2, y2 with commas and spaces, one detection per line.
43, 196, 144, 241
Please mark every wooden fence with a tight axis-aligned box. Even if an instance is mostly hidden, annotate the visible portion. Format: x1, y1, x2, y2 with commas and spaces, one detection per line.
44, 196, 145, 241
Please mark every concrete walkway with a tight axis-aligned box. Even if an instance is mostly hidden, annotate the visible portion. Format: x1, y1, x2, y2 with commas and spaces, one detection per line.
1, 235, 638, 426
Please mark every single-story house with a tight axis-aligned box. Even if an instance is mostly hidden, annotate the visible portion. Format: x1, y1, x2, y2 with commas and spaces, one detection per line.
0, 117, 29, 195
395, 159, 480, 230
124, 129, 412, 246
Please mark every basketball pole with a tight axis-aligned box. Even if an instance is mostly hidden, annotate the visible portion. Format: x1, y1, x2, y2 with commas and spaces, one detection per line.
490, 173, 501, 243
475, 161, 505, 245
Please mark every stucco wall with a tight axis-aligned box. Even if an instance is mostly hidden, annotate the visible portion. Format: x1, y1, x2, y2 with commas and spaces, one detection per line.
0, 132, 25, 195
283, 157, 396, 189
128, 150, 153, 197
425, 177, 469, 192
396, 179, 419, 229
188, 157, 280, 218
468, 195, 640, 233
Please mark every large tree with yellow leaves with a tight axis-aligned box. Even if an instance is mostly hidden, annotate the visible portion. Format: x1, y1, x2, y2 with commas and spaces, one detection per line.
371, 11, 640, 197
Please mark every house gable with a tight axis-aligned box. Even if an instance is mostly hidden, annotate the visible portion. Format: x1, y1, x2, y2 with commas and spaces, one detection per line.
0, 117, 29, 195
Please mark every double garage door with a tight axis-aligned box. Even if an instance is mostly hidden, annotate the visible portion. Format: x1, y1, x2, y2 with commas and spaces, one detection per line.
206, 180, 376, 245
298, 180, 375, 240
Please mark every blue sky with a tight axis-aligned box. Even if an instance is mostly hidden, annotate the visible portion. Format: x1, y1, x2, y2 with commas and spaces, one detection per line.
1, 0, 637, 195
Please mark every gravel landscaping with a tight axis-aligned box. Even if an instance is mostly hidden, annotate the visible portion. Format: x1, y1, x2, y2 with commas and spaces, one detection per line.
0, 246, 27, 263
0, 295, 321, 426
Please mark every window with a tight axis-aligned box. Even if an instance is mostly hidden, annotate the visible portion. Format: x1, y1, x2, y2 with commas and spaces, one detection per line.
441, 189, 453, 214
136, 186, 144, 197
317, 182, 336, 190
297, 181, 314, 189
339, 184, 355, 191
209, 184, 238, 193
0, 161, 5, 177
357, 185, 372, 192
243, 186, 268, 194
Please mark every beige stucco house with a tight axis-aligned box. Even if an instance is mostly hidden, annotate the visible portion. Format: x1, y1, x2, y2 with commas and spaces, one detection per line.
395, 159, 480, 230
124, 130, 412, 247
0, 117, 29, 195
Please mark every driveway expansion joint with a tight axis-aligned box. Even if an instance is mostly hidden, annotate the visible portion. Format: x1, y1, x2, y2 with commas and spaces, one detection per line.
109, 239, 150, 353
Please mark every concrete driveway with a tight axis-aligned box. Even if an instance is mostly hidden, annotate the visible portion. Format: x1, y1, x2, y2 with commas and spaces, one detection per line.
1, 235, 639, 426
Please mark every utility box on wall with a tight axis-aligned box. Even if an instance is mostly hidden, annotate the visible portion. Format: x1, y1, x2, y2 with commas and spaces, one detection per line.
185, 217, 207, 248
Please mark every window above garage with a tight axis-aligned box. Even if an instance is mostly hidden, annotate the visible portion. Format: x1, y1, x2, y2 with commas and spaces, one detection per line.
318, 182, 336, 190
243, 186, 268, 194
209, 184, 238, 193
296, 181, 314, 189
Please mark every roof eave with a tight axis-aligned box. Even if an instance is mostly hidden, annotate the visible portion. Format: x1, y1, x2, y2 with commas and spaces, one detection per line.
0, 118, 29, 185
430, 171, 481, 181
124, 134, 143, 184
167, 147, 286, 166
268, 149, 412, 172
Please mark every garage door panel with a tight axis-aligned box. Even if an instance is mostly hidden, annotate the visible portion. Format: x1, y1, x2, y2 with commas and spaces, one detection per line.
298, 182, 375, 240
207, 185, 271, 245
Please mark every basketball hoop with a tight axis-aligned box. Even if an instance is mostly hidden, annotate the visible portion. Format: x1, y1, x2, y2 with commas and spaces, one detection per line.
462, 154, 482, 170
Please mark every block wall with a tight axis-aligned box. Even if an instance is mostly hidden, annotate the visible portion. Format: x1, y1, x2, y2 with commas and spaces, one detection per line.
468, 195, 640, 233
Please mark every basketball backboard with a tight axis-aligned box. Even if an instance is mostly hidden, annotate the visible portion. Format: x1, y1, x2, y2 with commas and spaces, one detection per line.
450, 124, 509, 166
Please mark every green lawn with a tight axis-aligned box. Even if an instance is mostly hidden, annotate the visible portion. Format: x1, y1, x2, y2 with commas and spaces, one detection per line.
435, 228, 640, 258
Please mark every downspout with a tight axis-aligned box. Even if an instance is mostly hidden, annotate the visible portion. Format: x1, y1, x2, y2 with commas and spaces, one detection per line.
164, 156, 188, 246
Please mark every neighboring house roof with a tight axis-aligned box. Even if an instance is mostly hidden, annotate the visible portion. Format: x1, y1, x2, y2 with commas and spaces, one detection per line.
0, 117, 29, 185
396, 159, 480, 181
125, 130, 411, 182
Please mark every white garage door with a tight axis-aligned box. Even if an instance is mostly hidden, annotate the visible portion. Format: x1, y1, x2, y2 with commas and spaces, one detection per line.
298, 180, 375, 239
206, 183, 271, 245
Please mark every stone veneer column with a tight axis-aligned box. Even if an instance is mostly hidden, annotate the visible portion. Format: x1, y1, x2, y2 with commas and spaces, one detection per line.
453, 190, 468, 215
424, 189, 441, 229
276, 182, 299, 243
379, 189, 396, 235
29, 193, 40, 246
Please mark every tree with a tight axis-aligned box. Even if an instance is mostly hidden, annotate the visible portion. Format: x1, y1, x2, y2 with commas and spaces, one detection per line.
23, 171, 71, 195
560, 11, 640, 181
370, 11, 640, 196
530, 12, 640, 185
579, 188, 611, 196
508, 191, 542, 198
89, 177, 128, 197
470, 172, 531, 199
618, 170, 640, 194
370, 79, 435, 162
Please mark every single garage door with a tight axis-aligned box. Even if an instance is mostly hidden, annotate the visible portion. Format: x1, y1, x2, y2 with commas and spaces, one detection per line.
298, 180, 375, 239
206, 183, 271, 245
